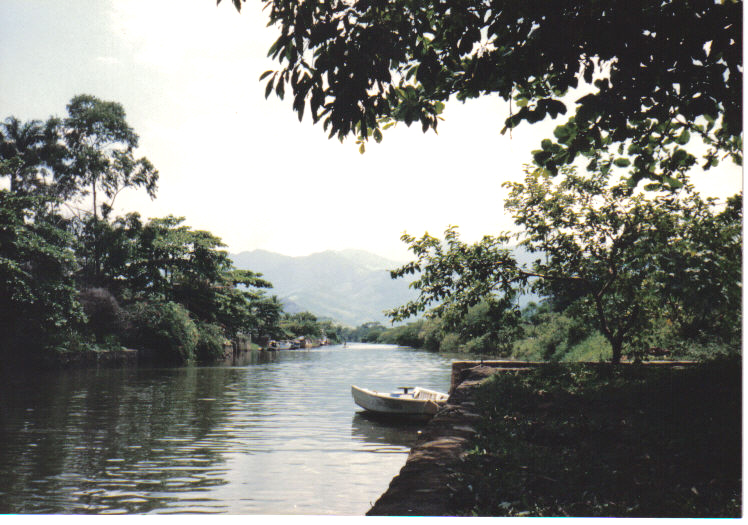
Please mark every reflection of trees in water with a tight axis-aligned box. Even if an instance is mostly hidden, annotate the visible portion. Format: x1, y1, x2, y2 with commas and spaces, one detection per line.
230, 349, 280, 367
0, 365, 252, 513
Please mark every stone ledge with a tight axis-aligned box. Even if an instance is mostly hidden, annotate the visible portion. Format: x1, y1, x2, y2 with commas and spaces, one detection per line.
367, 360, 702, 516
366, 365, 498, 516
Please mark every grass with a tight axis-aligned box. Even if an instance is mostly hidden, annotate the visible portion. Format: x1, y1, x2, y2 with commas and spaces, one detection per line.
450, 358, 741, 517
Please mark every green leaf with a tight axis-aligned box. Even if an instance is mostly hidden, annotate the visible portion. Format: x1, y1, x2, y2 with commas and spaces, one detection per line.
672, 148, 688, 164
613, 158, 631, 168
676, 129, 691, 145
553, 125, 571, 141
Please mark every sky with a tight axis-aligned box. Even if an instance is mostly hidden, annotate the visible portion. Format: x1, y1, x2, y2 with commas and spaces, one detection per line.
0, 0, 742, 262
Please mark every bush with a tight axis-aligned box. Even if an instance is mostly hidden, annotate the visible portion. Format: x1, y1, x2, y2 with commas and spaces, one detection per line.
462, 334, 496, 355
439, 332, 463, 352
511, 312, 574, 361
126, 300, 198, 364
79, 287, 127, 343
560, 332, 612, 362
196, 322, 227, 363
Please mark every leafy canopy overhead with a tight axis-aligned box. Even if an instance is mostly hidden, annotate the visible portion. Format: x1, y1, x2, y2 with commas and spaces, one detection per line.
220, 0, 741, 185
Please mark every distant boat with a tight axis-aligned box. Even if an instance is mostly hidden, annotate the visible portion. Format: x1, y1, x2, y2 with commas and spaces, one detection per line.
351, 385, 449, 416
266, 340, 292, 351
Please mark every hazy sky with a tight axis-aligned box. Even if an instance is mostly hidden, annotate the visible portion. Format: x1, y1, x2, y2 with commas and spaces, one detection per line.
1, 1, 742, 261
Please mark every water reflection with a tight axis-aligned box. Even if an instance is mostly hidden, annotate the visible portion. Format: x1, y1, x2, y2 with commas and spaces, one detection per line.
351, 413, 422, 451
0, 366, 243, 513
0, 345, 455, 514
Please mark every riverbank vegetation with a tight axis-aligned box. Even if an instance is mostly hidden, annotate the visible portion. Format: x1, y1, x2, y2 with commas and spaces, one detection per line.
450, 360, 741, 517
379, 166, 741, 364
0, 96, 343, 368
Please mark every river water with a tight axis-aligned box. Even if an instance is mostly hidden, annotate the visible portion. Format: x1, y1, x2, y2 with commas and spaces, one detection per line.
0, 343, 457, 515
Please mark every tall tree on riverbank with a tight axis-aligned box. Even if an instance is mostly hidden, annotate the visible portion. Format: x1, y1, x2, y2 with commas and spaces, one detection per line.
61, 94, 158, 219
59, 94, 159, 286
221, 0, 741, 186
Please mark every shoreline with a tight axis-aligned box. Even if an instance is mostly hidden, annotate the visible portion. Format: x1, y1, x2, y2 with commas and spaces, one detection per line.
367, 359, 736, 517
367, 364, 499, 515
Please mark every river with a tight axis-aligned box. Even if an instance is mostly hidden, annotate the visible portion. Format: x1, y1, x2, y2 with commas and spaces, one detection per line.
0, 343, 457, 515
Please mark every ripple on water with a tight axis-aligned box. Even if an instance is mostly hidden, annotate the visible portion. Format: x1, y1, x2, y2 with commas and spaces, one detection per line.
0, 344, 455, 514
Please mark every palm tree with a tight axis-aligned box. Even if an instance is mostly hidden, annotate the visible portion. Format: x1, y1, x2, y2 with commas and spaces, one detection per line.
0, 116, 60, 194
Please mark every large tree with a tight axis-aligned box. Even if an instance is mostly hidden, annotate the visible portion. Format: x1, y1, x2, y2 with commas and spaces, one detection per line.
119, 215, 276, 337
0, 189, 83, 360
388, 167, 741, 363
221, 0, 741, 185
61, 94, 158, 219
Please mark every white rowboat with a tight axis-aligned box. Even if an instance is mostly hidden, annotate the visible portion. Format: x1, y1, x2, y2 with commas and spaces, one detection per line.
351, 385, 449, 416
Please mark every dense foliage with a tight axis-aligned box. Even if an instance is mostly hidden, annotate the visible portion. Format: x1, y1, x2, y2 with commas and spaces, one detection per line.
0, 190, 83, 361
0, 96, 290, 365
222, 0, 741, 186
387, 166, 741, 363
277, 311, 344, 343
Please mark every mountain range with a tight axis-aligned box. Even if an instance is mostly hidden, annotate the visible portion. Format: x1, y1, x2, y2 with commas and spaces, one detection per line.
230, 249, 417, 326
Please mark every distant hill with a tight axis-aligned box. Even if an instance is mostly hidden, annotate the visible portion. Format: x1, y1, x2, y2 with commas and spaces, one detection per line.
230, 249, 417, 326
230, 247, 543, 327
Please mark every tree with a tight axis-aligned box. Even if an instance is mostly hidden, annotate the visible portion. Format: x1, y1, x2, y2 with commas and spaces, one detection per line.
61, 94, 158, 219
0, 116, 62, 195
221, 0, 741, 184
280, 311, 322, 338
0, 189, 83, 360
214, 268, 276, 338
655, 193, 742, 347
120, 215, 275, 337
388, 167, 741, 363
247, 294, 285, 340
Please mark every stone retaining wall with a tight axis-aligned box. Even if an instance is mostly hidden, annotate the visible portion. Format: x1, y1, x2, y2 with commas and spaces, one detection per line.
367, 363, 499, 516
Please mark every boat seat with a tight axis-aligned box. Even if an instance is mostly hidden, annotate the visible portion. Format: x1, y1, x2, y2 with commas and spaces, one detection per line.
413, 389, 436, 401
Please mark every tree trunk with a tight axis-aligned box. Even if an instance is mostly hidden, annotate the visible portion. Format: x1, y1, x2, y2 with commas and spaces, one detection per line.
92, 181, 98, 220
611, 339, 623, 364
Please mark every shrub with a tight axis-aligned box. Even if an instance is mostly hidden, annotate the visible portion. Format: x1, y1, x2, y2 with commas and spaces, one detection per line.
78, 287, 127, 343
439, 332, 463, 352
463, 334, 496, 356
560, 332, 612, 362
196, 322, 227, 363
126, 300, 198, 364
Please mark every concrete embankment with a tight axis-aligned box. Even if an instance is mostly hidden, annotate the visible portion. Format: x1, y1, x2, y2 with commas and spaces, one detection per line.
367, 361, 539, 516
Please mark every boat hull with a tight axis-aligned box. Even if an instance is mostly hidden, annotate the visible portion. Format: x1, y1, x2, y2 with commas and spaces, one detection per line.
351, 385, 447, 416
